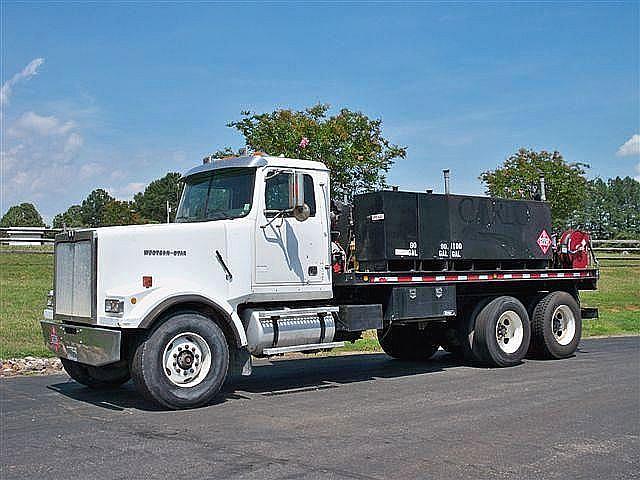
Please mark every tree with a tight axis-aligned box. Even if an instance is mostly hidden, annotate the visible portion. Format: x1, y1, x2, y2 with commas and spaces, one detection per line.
220, 104, 406, 200
103, 200, 138, 226
0, 203, 45, 227
133, 172, 182, 223
480, 149, 588, 230
81, 189, 115, 227
53, 205, 84, 229
571, 177, 640, 239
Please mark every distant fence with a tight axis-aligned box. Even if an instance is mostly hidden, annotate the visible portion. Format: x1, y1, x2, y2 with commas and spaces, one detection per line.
0, 227, 62, 245
591, 239, 640, 265
0, 227, 61, 254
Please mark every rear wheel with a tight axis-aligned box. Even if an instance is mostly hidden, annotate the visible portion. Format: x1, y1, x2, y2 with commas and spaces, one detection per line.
377, 324, 439, 361
61, 359, 130, 389
131, 312, 229, 409
464, 296, 531, 367
530, 291, 581, 359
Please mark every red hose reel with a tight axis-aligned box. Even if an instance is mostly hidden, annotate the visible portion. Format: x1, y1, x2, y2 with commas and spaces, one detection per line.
558, 230, 591, 269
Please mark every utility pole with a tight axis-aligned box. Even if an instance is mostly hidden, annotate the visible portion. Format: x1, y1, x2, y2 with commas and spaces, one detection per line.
166, 200, 171, 223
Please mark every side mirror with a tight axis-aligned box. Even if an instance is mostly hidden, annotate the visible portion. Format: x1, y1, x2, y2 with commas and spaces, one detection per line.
292, 204, 310, 222
289, 172, 310, 222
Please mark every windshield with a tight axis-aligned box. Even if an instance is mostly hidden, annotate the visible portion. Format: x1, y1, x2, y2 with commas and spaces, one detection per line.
175, 168, 256, 223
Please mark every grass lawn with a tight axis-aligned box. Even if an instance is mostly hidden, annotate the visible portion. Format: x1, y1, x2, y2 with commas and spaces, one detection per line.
0, 253, 637, 359
1, 253, 53, 358
581, 260, 640, 336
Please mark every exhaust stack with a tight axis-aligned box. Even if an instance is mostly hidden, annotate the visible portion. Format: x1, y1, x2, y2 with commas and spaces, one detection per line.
443, 169, 451, 195
539, 175, 547, 201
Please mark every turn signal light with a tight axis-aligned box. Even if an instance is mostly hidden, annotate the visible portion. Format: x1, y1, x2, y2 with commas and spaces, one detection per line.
143, 276, 153, 288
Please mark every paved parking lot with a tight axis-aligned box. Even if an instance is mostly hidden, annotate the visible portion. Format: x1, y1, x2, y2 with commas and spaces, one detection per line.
1, 337, 638, 479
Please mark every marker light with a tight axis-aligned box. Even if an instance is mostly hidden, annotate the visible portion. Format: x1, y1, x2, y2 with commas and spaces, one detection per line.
143, 276, 153, 288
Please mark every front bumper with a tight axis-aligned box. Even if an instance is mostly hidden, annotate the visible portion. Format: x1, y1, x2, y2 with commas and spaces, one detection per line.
40, 320, 121, 366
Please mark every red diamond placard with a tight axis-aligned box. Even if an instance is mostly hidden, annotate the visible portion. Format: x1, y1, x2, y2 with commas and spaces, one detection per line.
537, 229, 551, 254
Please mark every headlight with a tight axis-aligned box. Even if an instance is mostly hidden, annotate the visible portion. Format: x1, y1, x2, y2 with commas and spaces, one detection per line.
46, 290, 54, 309
104, 298, 124, 314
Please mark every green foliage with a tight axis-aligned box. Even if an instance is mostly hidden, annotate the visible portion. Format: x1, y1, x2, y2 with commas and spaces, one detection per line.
571, 177, 640, 240
103, 200, 138, 226
80, 189, 115, 227
52, 205, 83, 229
133, 172, 182, 223
480, 148, 588, 230
0, 203, 45, 227
223, 104, 406, 200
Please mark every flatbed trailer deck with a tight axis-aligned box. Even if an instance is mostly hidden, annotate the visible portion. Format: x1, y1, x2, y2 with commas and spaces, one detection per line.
334, 268, 598, 287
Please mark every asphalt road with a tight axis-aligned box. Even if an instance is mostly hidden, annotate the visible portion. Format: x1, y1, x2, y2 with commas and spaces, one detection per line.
1, 337, 639, 480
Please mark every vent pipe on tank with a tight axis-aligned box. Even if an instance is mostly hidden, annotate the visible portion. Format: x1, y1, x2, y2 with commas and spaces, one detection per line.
443, 169, 451, 195
539, 174, 546, 201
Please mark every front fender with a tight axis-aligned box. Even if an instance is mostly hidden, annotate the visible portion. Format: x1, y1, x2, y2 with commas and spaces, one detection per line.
113, 286, 247, 346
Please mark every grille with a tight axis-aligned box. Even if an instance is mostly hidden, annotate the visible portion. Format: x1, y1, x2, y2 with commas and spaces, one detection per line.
55, 239, 94, 319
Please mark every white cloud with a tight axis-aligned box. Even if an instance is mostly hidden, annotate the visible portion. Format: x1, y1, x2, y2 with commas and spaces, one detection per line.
64, 132, 83, 153
107, 182, 146, 200
617, 134, 640, 157
2, 112, 88, 211
8, 111, 76, 138
0, 58, 44, 106
79, 162, 104, 179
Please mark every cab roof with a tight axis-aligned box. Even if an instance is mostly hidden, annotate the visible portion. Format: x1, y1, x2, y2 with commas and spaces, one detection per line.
183, 154, 328, 179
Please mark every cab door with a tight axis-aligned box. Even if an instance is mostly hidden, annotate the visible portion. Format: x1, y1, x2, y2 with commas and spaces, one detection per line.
254, 170, 328, 285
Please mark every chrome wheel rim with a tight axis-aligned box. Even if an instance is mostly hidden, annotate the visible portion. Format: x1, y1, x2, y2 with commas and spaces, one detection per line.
551, 305, 576, 346
162, 332, 212, 387
495, 310, 524, 354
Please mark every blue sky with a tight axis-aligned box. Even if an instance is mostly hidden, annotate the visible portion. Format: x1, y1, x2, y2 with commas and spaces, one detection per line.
2, 2, 638, 222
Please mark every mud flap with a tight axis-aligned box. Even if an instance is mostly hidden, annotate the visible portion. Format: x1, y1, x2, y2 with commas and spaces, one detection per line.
228, 346, 252, 379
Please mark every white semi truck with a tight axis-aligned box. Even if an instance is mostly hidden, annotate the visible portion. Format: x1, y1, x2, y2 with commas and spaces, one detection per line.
41, 154, 599, 409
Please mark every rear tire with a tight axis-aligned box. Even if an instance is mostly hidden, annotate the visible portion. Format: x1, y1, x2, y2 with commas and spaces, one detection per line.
131, 312, 229, 410
61, 359, 130, 389
529, 291, 581, 359
377, 324, 439, 361
464, 296, 531, 367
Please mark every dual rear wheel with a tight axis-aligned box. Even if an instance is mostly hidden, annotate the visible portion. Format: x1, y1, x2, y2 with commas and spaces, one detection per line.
378, 292, 582, 367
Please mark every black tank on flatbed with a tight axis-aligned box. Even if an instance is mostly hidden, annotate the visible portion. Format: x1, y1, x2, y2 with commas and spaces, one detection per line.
354, 191, 553, 271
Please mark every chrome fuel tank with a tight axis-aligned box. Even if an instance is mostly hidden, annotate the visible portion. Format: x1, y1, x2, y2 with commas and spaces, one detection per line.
244, 307, 339, 356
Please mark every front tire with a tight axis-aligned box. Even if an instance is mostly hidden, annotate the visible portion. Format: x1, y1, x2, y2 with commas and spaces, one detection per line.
377, 324, 439, 360
131, 312, 229, 409
529, 291, 581, 359
61, 359, 130, 389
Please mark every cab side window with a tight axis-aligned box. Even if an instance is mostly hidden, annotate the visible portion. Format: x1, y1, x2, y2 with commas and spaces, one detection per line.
264, 172, 316, 216
303, 174, 316, 216
265, 173, 291, 212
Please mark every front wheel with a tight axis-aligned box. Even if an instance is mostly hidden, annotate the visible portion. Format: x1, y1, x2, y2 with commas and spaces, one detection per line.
131, 312, 229, 409
61, 359, 130, 389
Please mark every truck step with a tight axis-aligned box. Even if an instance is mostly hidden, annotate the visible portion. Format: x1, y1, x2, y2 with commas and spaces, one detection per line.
263, 341, 345, 355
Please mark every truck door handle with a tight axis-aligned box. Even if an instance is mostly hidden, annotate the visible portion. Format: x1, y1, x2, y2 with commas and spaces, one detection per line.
308, 266, 318, 276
